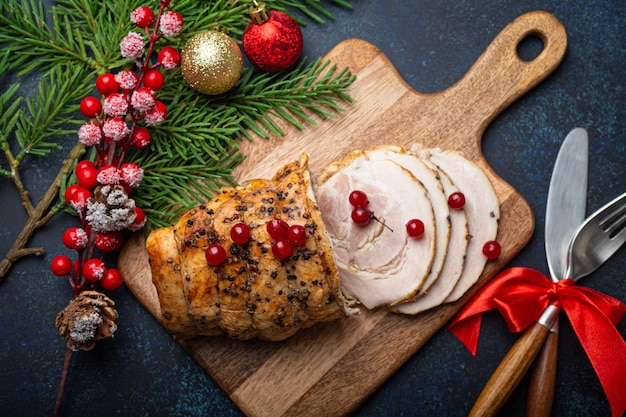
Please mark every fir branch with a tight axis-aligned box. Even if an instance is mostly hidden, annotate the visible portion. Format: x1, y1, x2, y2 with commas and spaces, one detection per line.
0, 0, 94, 75
13, 64, 93, 161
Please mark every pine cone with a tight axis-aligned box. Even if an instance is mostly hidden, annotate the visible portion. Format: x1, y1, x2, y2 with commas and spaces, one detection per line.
56, 291, 119, 351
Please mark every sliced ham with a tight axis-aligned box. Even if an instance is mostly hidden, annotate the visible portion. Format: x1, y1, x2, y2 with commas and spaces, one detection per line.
393, 160, 469, 314
426, 148, 500, 303
316, 150, 437, 309
366, 145, 451, 298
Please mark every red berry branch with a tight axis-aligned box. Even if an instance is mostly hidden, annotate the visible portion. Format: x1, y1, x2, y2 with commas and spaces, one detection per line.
52, 2, 183, 415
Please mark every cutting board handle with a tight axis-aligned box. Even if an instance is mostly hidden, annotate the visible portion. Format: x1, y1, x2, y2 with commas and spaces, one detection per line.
441, 11, 567, 142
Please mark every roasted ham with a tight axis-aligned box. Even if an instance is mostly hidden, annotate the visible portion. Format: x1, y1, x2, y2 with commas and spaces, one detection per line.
146, 154, 355, 341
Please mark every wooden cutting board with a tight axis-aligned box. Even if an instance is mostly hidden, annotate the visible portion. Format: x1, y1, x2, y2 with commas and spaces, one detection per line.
118, 11, 567, 417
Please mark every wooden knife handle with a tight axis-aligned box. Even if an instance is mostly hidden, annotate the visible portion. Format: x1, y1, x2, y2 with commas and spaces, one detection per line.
526, 328, 559, 417
468, 322, 551, 417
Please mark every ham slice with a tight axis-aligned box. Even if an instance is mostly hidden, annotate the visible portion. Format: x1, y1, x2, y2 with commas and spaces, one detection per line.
316, 149, 437, 309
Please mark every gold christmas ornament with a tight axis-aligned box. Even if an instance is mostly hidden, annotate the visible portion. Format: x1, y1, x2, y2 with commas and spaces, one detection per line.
181, 30, 244, 95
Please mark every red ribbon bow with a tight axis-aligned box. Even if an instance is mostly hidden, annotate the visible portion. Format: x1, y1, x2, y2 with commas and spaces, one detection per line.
448, 267, 626, 417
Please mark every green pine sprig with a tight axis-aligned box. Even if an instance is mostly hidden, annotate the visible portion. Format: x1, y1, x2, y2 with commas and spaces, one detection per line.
0, 0, 355, 279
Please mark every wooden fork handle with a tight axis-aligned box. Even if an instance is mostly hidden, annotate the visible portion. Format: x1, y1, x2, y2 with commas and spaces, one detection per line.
526, 327, 559, 417
469, 304, 559, 417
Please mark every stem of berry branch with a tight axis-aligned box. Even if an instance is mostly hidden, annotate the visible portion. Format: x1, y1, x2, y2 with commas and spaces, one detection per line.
53, 347, 74, 417
0, 140, 86, 281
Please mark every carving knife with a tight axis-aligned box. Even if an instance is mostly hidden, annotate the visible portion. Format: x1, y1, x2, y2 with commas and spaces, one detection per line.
468, 128, 589, 417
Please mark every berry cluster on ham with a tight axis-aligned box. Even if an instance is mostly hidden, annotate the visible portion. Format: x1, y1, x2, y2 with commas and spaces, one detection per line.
145, 145, 500, 341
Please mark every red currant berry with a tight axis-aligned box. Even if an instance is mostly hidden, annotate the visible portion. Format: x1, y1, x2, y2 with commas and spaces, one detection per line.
94, 231, 125, 252
95, 73, 120, 96
82, 258, 106, 282
76, 160, 98, 189
448, 192, 466, 209
205, 244, 227, 266
131, 5, 155, 28
101, 268, 124, 291
272, 239, 293, 260
79, 96, 102, 118
230, 223, 251, 245
482, 240, 502, 260
62, 227, 88, 250
406, 219, 425, 238
351, 206, 372, 225
287, 224, 307, 246
50, 255, 72, 276
143, 69, 165, 91
348, 190, 369, 207
157, 46, 181, 70
130, 127, 152, 149
266, 218, 289, 239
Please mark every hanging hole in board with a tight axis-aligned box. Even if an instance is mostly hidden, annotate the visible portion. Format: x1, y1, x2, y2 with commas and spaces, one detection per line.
516, 33, 545, 62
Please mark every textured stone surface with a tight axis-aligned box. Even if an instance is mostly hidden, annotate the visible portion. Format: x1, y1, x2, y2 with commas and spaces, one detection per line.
1, 1, 624, 416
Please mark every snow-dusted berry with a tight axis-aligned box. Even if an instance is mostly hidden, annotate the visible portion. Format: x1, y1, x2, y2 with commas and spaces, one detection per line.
66, 186, 92, 211
62, 227, 89, 250
97, 165, 121, 185
115, 70, 140, 91
144, 101, 167, 125
159, 11, 183, 37
130, 127, 152, 149
119, 162, 144, 188
131, 6, 154, 28
131, 87, 155, 112
157, 46, 180, 70
102, 118, 129, 142
128, 207, 146, 231
78, 122, 103, 146
103, 93, 128, 117
120, 32, 145, 60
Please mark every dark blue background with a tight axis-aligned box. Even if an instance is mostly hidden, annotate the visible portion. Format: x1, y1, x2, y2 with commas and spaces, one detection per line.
1, 1, 624, 416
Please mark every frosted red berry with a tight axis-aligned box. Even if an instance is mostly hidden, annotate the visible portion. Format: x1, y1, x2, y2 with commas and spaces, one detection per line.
143, 69, 165, 91
287, 224, 307, 246
272, 239, 293, 260
131, 6, 155, 29
80, 96, 102, 118
95, 73, 120, 96
351, 206, 372, 225
129, 206, 146, 231
231, 223, 251, 245
266, 218, 289, 239
130, 127, 152, 149
82, 258, 106, 282
62, 227, 88, 250
205, 244, 227, 266
448, 192, 466, 209
95, 231, 125, 252
157, 46, 181, 70
348, 190, 369, 207
482, 240, 501, 260
66, 186, 92, 211
100, 268, 124, 291
406, 219, 425, 238
50, 255, 72, 276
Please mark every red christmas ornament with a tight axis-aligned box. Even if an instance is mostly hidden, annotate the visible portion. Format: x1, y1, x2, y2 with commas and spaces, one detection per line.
242, 1, 303, 72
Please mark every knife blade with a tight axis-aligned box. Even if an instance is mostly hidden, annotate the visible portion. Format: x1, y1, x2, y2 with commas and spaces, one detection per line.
468, 128, 589, 417
526, 127, 588, 417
